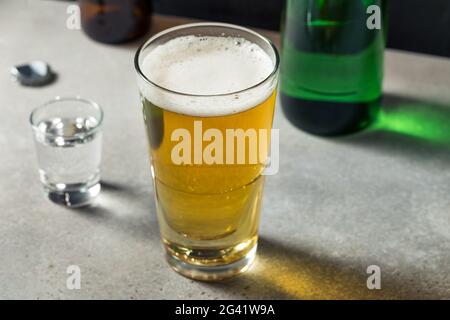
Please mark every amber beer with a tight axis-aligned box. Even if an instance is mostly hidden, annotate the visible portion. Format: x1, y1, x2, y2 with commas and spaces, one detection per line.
135, 23, 279, 280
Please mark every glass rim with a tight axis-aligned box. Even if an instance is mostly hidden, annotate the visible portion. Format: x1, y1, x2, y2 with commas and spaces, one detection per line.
134, 22, 280, 98
29, 96, 104, 136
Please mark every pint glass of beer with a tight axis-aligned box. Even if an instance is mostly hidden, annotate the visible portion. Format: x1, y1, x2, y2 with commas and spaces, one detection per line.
134, 23, 279, 280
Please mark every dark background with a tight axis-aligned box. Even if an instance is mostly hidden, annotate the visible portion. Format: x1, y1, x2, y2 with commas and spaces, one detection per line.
150, 0, 450, 58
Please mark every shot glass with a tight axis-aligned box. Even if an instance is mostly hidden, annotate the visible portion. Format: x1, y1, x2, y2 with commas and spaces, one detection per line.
30, 97, 103, 207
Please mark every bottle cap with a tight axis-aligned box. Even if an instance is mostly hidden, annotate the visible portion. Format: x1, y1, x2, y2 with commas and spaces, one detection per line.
11, 61, 56, 86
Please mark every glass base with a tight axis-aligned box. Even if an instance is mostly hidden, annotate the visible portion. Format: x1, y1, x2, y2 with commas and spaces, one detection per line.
164, 240, 257, 281
45, 182, 101, 208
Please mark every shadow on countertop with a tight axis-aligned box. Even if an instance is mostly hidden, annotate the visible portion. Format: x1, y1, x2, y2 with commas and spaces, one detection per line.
203, 94, 449, 299
69, 95, 450, 298
202, 237, 441, 299
72, 180, 159, 242
337, 94, 450, 163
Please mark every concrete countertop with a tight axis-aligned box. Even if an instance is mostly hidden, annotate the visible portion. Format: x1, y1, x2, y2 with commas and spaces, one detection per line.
1, 0, 449, 299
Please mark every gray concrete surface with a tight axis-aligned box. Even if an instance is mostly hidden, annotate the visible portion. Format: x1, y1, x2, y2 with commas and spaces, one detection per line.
1, 0, 449, 299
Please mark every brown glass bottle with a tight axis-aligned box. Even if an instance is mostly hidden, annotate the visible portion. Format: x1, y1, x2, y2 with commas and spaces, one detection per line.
80, 0, 151, 44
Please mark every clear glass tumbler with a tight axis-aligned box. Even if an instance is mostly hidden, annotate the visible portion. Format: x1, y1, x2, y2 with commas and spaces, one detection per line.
135, 23, 279, 280
30, 97, 103, 207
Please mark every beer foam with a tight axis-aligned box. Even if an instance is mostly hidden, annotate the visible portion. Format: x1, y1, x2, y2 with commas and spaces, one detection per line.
139, 35, 276, 117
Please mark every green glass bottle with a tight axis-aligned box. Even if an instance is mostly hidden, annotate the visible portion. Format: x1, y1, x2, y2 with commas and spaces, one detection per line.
280, 0, 388, 136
